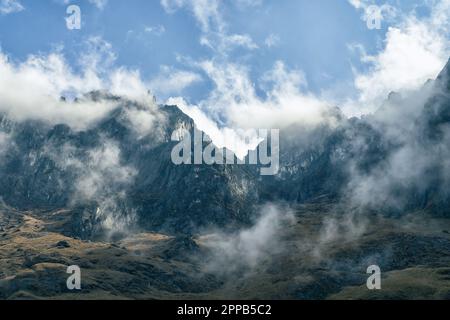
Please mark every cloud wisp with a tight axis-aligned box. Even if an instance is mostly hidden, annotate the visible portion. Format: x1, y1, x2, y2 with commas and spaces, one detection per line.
0, 0, 24, 15
201, 203, 295, 275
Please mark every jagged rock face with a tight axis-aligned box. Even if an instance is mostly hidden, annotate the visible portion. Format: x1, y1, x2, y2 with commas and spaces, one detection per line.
413, 59, 450, 215
437, 58, 450, 91
254, 113, 394, 206
257, 59, 450, 215
0, 97, 259, 235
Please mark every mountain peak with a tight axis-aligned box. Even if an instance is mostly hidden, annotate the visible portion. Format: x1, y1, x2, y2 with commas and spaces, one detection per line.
436, 57, 450, 90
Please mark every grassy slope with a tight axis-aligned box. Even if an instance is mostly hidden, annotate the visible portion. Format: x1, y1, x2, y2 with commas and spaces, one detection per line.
1, 203, 450, 300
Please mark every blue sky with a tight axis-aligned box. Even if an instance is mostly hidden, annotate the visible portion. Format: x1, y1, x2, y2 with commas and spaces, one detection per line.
0, 0, 449, 132
0, 1, 421, 97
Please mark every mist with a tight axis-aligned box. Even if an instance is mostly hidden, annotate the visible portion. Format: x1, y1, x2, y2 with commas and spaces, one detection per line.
200, 203, 295, 275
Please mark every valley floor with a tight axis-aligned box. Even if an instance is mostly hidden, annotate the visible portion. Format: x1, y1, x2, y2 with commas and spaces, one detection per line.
1, 203, 450, 300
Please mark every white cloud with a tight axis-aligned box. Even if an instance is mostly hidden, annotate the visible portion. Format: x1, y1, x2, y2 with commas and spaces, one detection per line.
159, 0, 450, 163
160, 0, 257, 53
211, 33, 258, 50
0, 37, 160, 130
203, 204, 295, 274
0, 0, 23, 14
109, 68, 155, 105
0, 52, 114, 130
347, 0, 397, 24
161, 0, 327, 159
149, 66, 203, 96
159, 0, 339, 158
167, 96, 263, 159
348, 0, 364, 9
430, 0, 450, 29
73, 141, 136, 201
234, 0, 263, 9
264, 33, 280, 48
79, 36, 117, 75
47, 140, 137, 235
122, 107, 160, 139
88, 0, 108, 10
198, 60, 333, 130
343, 0, 450, 116
161, 0, 223, 32
144, 25, 166, 36
344, 83, 450, 211
0, 132, 11, 156
167, 60, 337, 158
145, 0, 450, 168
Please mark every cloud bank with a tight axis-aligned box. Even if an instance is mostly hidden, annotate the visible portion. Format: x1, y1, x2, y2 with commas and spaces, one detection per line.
0, 37, 162, 130
344, 0, 450, 115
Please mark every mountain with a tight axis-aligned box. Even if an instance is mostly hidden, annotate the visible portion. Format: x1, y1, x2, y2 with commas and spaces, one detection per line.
1, 59, 450, 300
0, 92, 260, 237
1, 59, 450, 237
